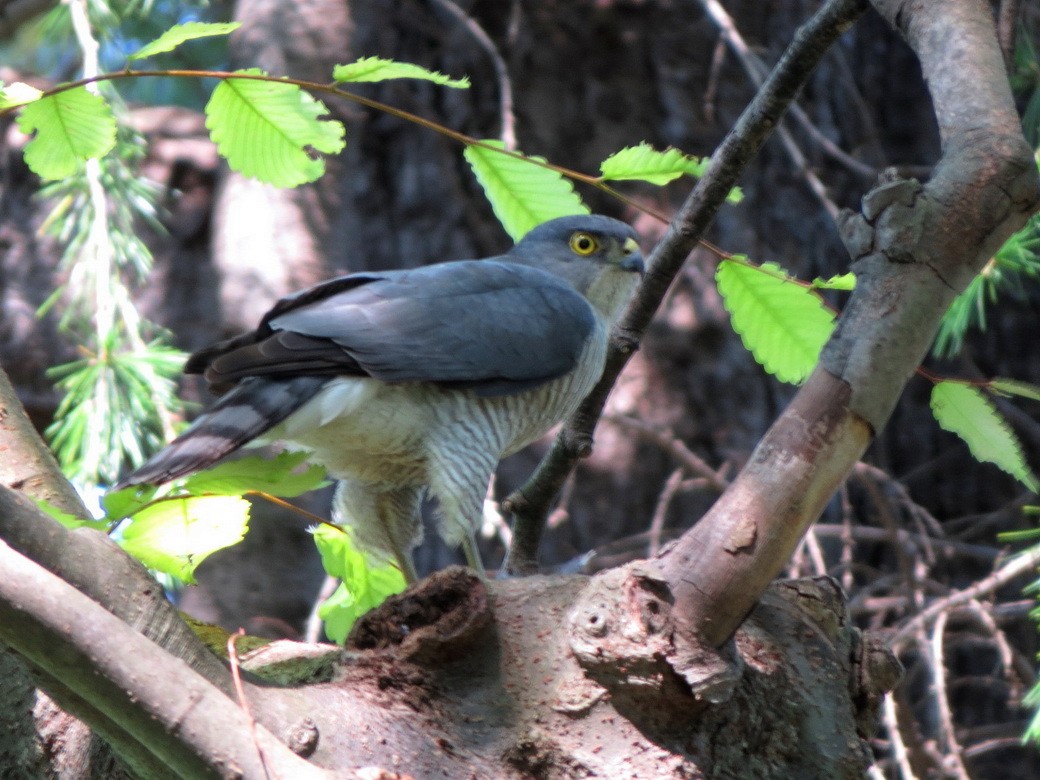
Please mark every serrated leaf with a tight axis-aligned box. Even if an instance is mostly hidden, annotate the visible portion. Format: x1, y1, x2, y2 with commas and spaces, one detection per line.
716, 259, 835, 384
464, 140, 589, 241
332, 57, 469, 88
990, 379, 1040, 403
17, 87, 116, 180
930, 382, 1039, 491
179, 451, 328, 496
600, 142, 706, 185
811, 273, 857, 291
128, 21, 242, 60
313, 524, 407, 643
0, 81, 43, 109
205, 69, 345, 187
119, 495, 251, 583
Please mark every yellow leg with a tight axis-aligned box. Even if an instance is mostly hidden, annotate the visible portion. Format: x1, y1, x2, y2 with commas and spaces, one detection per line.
460, 533, 488, 580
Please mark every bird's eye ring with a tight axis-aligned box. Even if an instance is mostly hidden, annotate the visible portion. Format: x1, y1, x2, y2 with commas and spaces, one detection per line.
569, 232, 599, 256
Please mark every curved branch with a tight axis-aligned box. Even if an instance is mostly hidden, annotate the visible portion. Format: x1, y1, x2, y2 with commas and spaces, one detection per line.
655, 0, 1040, 648
0, 363, 230, 688
0, 539, 330, 779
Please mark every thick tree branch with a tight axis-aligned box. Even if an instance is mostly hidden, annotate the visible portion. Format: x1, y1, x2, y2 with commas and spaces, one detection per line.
0, 485, 233, 689
504, 0, 871, 574
655, 0, 1039, 650
0, 539, 330, 779
0, 368, 86, 518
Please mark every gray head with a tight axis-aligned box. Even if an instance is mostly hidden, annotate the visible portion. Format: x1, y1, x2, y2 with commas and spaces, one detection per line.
505, 215, 644, 317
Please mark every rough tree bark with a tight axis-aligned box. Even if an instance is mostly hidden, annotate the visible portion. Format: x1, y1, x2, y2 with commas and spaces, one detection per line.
1, 0, 1037, 777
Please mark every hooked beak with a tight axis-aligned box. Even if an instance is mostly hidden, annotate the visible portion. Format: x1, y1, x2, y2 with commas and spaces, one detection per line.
620, 237, 645, 276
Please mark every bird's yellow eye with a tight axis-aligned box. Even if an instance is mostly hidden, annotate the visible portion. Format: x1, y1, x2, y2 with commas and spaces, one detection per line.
569, 232, 600, 256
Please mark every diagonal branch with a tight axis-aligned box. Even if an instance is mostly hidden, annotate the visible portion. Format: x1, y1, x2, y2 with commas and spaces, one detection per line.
504, 0, 872, 574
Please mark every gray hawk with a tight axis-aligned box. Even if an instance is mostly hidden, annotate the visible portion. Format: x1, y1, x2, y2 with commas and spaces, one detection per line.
116, 214, 644, 581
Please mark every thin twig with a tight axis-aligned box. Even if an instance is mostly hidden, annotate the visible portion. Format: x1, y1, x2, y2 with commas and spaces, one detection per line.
810, 523, 1000, 563
227, 629, 272, 780
961, 598, 1024, 699
802, 527, 828, 577
427, 0, 516, 149
304, 574, 340, 644
883, 692, 921, 780
929, 611, 971, 779
648, 468, 684, 556
891, 546, 1040, 647
604, 414, 730, 491
698, 0, 876, 182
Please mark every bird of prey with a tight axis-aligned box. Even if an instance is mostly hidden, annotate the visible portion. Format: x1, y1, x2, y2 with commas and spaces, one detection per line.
116, 214, 644, 582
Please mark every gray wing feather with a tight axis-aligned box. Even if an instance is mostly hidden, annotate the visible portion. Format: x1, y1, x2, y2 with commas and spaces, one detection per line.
222, 261, 596, 397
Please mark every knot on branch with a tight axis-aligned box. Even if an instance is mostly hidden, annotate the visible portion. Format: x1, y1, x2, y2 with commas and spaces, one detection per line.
768, 577, 901, 737
610, 325, 642, 355
559, 427, 594, 459
838, 172, 924, 264
347, 566, 491, 665
567, 562, 743, 708
850, 633, 904, 738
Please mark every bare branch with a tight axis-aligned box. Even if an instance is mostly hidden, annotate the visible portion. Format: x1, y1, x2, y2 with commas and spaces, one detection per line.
654, 0, 1040, 649
891, 546, 1040, 647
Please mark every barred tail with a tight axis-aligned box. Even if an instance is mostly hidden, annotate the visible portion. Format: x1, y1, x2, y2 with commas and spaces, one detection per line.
114, 376, 328, 489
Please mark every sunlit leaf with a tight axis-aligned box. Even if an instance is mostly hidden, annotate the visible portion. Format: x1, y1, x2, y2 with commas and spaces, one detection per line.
600, 143, 705, 185
313, 524, 407, 643
716, 259, 835, 384
205, 69, 345, 187
332, 57, 469, 88
930, 381, 1039, 491
119, 495, 251, 583
128, 21, 242, 61
0, 81, 43, 110
464, 140, 588, 241
17, 87, 116, 179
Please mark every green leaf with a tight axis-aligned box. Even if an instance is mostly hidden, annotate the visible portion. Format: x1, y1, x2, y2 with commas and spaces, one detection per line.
0, 81, 43, 110
930, 382, 1039, 491
600, 143, 706, 185
716, 259, 835, 384
598, 142, 742, 202
205, 69, 346, 188
128, 21, 242, 61
35, 498, 108, 531
179, 451, 328, 497
811, 273, 856, 291
464, 140, 589, 241
332, 57, 469, 88
990, 378, 1040, 403
313, 524, 407, 643
119, 495, 251, 583
17, 87, 117, 180
102, 483, 159, 521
